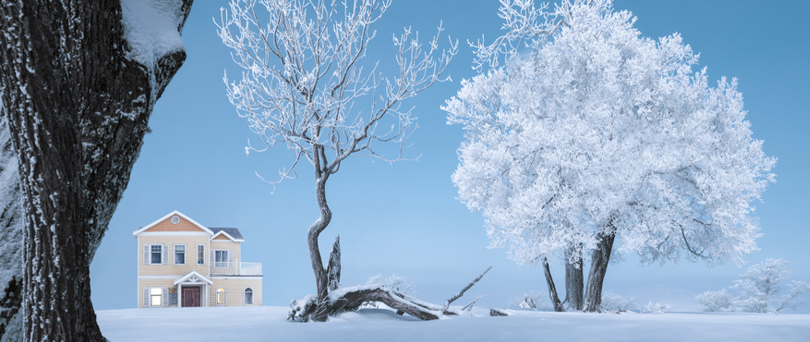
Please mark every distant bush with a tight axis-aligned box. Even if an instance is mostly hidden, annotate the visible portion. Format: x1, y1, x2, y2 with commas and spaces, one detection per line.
601, 292, 637, 312
642, 301, 670, 314
695, 259, 809, 313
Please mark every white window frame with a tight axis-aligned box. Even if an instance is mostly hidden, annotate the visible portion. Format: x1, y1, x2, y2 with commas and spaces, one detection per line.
216, 287, 227, 306
150, 244, 163, 265
174, 244, 186, 265
244, 287, 254, 306
150, 287, 163, 307
196, 244, 205, 265
214, 250, 229, 268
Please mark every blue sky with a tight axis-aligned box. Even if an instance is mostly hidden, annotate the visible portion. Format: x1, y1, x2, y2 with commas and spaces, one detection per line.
91, 0, 810, 312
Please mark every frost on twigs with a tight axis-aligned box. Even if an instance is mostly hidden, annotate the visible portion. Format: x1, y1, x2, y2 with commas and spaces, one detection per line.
696, 259, 809, 313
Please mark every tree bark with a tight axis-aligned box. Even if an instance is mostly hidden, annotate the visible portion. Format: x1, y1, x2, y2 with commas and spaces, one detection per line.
0, 115, 23, 342
0, 1, 192, 340
541, 258, 564, 312
564, 245, 584, 311
584, 229, 616, 312
308, 171, 332, 322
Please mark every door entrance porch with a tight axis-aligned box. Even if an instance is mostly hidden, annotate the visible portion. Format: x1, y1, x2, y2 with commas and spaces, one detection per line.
182, 286, 201, 307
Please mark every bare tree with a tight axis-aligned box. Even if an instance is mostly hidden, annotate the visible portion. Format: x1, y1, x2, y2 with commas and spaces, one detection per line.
218, 0, 456, 322
0, 0, 193, 340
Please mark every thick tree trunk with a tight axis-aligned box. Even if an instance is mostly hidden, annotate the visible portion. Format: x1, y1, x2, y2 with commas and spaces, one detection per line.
0, 116, 23, 342
564, 246, 584, 311
584, 229, 616, 312
541, 258, 564, 312
0, 1, 192, 340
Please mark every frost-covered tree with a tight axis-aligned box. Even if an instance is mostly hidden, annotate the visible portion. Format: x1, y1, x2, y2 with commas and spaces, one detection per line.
446, 0, 775, 312
696, 259, 809, 313
217, 0, 456, 322
0, 1, 193, 340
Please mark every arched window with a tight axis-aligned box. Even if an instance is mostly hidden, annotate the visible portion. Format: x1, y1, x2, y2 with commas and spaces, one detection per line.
244, 288, 254, 305
216, 287, 226, 305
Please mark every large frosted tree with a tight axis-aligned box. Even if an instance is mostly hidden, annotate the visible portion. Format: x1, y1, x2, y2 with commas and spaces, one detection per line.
446, 0, 775, 312
0, 0, 193, 340
218, 0, 456, 322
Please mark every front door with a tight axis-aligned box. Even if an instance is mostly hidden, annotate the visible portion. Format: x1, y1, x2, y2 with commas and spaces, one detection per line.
182, 287, 201, 307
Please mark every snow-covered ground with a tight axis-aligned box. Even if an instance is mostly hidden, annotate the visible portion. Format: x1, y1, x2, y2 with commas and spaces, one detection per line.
96, 306, 809, 342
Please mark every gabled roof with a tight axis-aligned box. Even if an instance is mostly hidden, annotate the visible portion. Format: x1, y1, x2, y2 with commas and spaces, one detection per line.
132, 210, 214, 236
173, 271, 213, 286
210, 227, 245, 242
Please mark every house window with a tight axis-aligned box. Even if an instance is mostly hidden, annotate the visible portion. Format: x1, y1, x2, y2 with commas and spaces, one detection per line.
150, 287, 163, 307
244, 288, 253, 305
174, 244, 185, 265
216, 287, 226, 305
197, 244, 205, 265
214, 250, 229, 268
150, 245, 162, 264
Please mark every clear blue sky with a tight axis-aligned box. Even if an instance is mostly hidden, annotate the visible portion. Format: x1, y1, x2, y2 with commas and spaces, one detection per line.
91, 0, 810, 312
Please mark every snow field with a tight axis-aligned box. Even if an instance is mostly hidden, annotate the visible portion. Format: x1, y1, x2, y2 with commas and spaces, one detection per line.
96, 306, 810, 342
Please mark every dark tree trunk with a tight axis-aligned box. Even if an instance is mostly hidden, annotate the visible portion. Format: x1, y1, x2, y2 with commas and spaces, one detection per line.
584, 229, 616, 312
564, 245, 584, 311
0, 115, 23, 342
0, 1, 192, 340
308, 170, 332, 322
326, 235, 341, 292
541, 258, 564, 312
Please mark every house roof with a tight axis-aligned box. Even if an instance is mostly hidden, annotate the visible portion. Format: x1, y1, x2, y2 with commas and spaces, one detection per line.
210, 227, 244, 242
132, 210, 213, 236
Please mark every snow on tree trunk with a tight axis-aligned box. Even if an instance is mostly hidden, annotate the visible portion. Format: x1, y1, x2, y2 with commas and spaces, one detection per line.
0, 1, 192, 340
326, 235, 341, 292
564, 246, 584, 311
541, 258, 564, 312
0, 114, 22, 342
584, 230, 616, 312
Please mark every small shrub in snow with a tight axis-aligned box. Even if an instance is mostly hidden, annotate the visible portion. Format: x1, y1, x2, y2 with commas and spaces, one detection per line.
601, 292, 637, 312
507, 291, 545, 310
642, 301, 670, 314
695, 289, 734, 312
695, 258, 809, 313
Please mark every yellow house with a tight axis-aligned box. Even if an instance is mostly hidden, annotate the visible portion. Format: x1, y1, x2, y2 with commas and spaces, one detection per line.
133, 210, 262, 308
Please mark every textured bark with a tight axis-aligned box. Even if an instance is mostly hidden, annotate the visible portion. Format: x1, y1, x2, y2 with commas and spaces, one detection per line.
331, 287, 440, 321
0, 115, 22, 342
584, 229, 616, 312
564, 246, 584, 311
0, 1, 193, 341
308, 172, 332, 322
542, 258, 564, 312
326, 235, 341, 292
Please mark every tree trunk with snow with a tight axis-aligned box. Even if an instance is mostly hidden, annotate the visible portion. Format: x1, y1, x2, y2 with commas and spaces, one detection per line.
564, 246, 584, 311
541, 258, 564, 312
0, 115, 22, 342
0, 1, 192, 340
584, 228, 616, 312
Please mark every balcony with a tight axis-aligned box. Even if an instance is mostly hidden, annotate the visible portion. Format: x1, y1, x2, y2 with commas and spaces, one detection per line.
210, 261, 262, 276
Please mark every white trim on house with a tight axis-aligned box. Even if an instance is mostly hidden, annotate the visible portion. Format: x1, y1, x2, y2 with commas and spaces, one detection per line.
173, 271, 213, 286
138, 232, 210, 236
138, 275, 181, 280
209, 276, 264, 280
132, 210, 214, 236
210, 230, 244, 242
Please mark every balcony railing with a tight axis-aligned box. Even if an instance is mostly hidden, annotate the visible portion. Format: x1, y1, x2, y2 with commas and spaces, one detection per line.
210, 261, 262, 276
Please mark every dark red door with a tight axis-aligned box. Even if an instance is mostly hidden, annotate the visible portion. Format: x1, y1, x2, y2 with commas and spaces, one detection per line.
182, 287, 201, 307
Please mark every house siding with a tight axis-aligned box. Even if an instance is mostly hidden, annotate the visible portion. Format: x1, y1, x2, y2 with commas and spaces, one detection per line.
138, 235, 210, 276
210, 277, 263, 306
